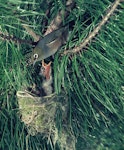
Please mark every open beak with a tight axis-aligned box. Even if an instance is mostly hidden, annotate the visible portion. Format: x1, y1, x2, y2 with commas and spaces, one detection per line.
41, 60, 52, 80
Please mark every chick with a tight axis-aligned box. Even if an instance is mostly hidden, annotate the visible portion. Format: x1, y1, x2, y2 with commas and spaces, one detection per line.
39, 60, 53, 96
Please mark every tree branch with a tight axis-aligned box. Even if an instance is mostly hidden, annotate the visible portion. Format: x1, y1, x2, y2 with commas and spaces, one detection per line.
0, 31, 34, 46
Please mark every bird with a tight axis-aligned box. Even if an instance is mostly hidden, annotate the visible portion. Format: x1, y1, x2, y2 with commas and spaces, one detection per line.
29, 26, 69, 66
39, 60, 53, 96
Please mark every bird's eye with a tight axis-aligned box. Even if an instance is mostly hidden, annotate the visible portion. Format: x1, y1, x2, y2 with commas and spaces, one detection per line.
33, 54, 38, 59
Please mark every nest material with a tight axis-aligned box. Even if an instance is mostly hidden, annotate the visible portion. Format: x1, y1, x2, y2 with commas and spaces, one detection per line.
17, 90, 76, 150
17, 91, 68, 133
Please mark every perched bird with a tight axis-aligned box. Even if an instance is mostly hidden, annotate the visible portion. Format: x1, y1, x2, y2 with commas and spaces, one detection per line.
29, 26, 68, 66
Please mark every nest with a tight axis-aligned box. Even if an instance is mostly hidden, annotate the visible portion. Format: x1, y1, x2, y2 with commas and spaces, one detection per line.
17, 90, 76, 150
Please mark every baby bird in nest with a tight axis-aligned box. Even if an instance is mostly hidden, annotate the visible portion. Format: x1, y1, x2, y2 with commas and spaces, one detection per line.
39, 60, 53, 96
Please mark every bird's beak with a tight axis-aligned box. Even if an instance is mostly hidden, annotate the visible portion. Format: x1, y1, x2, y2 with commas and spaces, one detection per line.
33, 59, 37, 67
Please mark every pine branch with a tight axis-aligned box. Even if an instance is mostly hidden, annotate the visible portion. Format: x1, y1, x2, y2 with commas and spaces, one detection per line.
64, 0, 122, 55
0, 30, 34, 46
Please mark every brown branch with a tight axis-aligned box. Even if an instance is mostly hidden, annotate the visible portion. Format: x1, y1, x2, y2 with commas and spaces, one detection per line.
0, 31, 33, 46
64, 0, 121, 55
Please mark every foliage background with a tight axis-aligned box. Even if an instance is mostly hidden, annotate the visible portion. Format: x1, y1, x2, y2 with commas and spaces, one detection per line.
0, 0, 124, 149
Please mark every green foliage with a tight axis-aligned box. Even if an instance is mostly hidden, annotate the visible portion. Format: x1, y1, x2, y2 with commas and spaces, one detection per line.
0, 0, 124, 149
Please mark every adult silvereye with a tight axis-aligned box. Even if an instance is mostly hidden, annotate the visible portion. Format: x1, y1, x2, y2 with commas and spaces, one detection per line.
30, 26, 68, 65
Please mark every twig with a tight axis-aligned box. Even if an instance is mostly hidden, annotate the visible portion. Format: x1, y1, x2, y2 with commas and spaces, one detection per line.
64, 0, 121, 55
